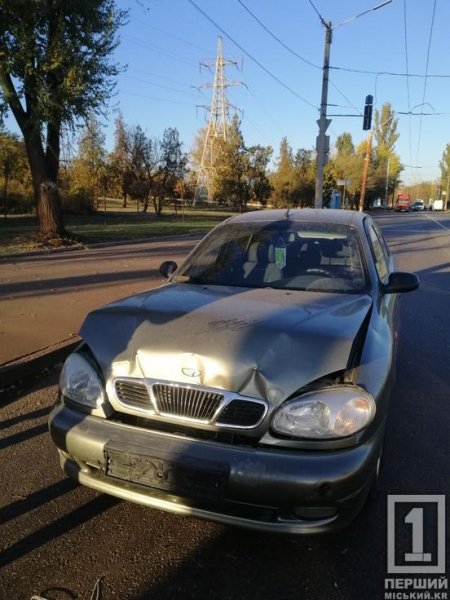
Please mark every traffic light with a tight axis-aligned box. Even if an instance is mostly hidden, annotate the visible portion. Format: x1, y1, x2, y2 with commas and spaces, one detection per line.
363, 95, 373, 130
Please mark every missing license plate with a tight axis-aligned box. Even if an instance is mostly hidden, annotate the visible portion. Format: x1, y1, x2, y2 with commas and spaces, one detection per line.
105, 447, 229, 499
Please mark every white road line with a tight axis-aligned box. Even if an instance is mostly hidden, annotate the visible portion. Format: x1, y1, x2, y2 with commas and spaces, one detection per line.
423, 213, 450, 232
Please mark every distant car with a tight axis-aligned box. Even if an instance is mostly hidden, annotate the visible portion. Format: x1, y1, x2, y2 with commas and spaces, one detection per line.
49, 209, 419, 534
430, 199, 444, 211
412, 200, 425, 212
395, 199, 410, 212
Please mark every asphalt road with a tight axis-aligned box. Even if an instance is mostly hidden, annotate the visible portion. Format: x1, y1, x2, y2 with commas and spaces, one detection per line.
0, 235, 201, 365
0, 211, 449, 600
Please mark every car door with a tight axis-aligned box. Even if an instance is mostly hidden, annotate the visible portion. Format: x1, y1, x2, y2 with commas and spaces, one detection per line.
365, 219, 400, 365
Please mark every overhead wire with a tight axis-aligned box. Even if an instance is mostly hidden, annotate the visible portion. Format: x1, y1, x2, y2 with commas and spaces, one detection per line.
121, 74, 203, 99
122, 34, 198, 68
403, 0, 413, 166
235, 0, 362, 118
119, 89, 196, 106
236, 0, 320, 69
415, 0, 437, 166
307, 0, 327, 27
186, 0, 318, 110
129, 16, 211, 55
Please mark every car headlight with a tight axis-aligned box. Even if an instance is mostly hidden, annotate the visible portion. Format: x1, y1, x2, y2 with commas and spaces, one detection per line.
59, 353, 105, 409
272, 386, 376, 439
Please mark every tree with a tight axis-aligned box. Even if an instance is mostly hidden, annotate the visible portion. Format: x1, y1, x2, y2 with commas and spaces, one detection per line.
246, 145, 273, 207
127, 126, 156, 213
292, 148, 315, 207
211, 116, 248, 211
270, 137, 295, 208
109, 112, 133, 208
439, 143, 450, 208
374, 103, 399, 157
152, 127, 187, 216
0, 129, 28, 217
336, 132, 354, 156
71, 114, 106, 211
0, 1, 127, 242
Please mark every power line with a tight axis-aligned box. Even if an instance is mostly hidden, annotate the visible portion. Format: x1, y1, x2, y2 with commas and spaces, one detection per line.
236, 0, 320, 69
235, 1, 362, 119
121, 74, 201, 99
119, 89, 196, 106
330, 65, 450, 78
128, 67, 199, 89
415, 0, 437, 166
403, 0, 413, 165
122, 34, 198, 68
129, 16, 211, 55
307, 0, 327, 27
186, 0, 318, 110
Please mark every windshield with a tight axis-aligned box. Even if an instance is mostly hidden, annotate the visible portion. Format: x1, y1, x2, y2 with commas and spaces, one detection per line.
175, 220, 366, 293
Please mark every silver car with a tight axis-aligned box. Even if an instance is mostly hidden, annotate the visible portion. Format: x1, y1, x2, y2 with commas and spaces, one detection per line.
49, 209, 419, 534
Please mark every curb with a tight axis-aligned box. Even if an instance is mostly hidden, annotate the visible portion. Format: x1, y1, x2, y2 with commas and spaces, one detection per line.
0, 337, 80, 390
0, 231, 206, 260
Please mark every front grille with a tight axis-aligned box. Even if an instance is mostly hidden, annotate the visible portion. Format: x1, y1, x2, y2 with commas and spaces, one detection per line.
217, 399, 266, 427
153, 384, 223, 422
115, 380, 152, 410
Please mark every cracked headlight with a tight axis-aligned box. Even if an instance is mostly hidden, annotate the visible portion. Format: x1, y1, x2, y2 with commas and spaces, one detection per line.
59, 353, 105, 409
272, 387, 376, 439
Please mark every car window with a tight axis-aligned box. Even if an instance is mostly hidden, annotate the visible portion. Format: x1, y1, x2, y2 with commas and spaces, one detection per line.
175, 221, 367, 293
366, 222, 389, 283
372, 221, 390, 259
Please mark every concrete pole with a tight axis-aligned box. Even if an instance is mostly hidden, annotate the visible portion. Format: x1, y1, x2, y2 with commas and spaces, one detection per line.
315, 23, 332, 209
359, 130, 373, 212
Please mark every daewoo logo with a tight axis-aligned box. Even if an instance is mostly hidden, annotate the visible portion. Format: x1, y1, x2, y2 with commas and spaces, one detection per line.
182, 368, 201, 378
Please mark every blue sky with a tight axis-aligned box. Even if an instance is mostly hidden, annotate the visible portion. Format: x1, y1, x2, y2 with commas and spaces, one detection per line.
8, 0, 450, 184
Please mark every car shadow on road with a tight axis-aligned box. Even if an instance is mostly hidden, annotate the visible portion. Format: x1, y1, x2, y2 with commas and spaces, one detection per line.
0, 493, 120, 568
0, 477, 78, 525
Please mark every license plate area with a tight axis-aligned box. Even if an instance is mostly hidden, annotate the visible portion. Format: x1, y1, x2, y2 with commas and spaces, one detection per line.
104, 444, 229, 500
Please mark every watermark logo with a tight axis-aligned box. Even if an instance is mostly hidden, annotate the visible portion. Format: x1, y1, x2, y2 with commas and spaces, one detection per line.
385, 495, 447, 600
388, 495, 446, 574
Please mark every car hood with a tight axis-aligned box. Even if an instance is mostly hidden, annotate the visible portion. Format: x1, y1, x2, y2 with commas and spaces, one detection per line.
80, 283, 372, 403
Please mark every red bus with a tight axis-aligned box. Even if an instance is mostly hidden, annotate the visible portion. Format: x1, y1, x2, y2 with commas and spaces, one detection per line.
395, 193, 410, 212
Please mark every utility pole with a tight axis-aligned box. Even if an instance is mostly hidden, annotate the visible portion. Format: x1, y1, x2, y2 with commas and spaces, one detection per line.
359, 130, 373, 212
193, 36, 243, 206
315, 22, 332, 209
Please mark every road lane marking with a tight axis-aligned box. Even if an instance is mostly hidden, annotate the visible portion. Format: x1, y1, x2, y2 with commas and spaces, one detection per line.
423, 213, 450, 232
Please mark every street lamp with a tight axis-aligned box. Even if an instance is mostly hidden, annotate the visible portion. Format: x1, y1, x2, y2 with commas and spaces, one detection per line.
315, 0, 392, 208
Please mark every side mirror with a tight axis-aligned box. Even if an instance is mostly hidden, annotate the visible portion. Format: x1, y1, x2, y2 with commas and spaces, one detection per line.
160, 260, 178, 279
382, 271, 419, 294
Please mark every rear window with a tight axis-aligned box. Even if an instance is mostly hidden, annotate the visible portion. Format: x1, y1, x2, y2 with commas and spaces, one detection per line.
175, 220, 366, 293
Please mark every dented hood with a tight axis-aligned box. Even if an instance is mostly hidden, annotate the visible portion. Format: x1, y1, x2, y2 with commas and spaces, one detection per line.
80, 283, 372, 403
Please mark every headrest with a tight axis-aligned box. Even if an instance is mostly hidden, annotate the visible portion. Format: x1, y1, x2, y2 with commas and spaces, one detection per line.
247, 242, 259, 262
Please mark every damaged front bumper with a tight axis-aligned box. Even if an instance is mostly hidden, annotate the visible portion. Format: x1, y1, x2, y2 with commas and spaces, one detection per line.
48, 403, 385, 534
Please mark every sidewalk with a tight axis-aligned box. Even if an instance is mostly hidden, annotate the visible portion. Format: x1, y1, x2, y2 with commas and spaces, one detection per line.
0, 235, 200, 367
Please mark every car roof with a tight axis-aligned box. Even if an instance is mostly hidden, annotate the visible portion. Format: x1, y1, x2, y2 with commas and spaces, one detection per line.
227, 208, 368, 229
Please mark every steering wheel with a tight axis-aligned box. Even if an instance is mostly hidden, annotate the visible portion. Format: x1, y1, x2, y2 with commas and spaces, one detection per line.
305, 267, 335, 278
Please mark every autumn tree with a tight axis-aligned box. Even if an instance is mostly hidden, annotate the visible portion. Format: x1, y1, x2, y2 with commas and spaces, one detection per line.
292, 148, 315, 207
71, 114, 106, 211
336, 132, 354, 156
109, 112, 133, 208
439, 143, 450, 208
152, 128, 187, 216
270, 137, 295, 208
0, 1, 126, 242
0, 129, 28, 217
246, 145, 273, 207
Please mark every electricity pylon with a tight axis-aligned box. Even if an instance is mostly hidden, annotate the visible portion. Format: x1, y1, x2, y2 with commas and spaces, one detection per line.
193, 36, 244, 205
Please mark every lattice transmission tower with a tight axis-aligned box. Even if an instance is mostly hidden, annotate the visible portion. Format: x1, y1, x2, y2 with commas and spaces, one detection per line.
193, 36, 244, 205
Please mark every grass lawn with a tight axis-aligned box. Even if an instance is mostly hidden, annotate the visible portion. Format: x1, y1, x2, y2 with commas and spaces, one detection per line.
0, 207, 237, 255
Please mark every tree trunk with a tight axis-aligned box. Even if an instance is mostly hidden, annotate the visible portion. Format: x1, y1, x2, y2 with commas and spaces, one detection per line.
122, 191, 127, 208
25, 122, 67, 240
